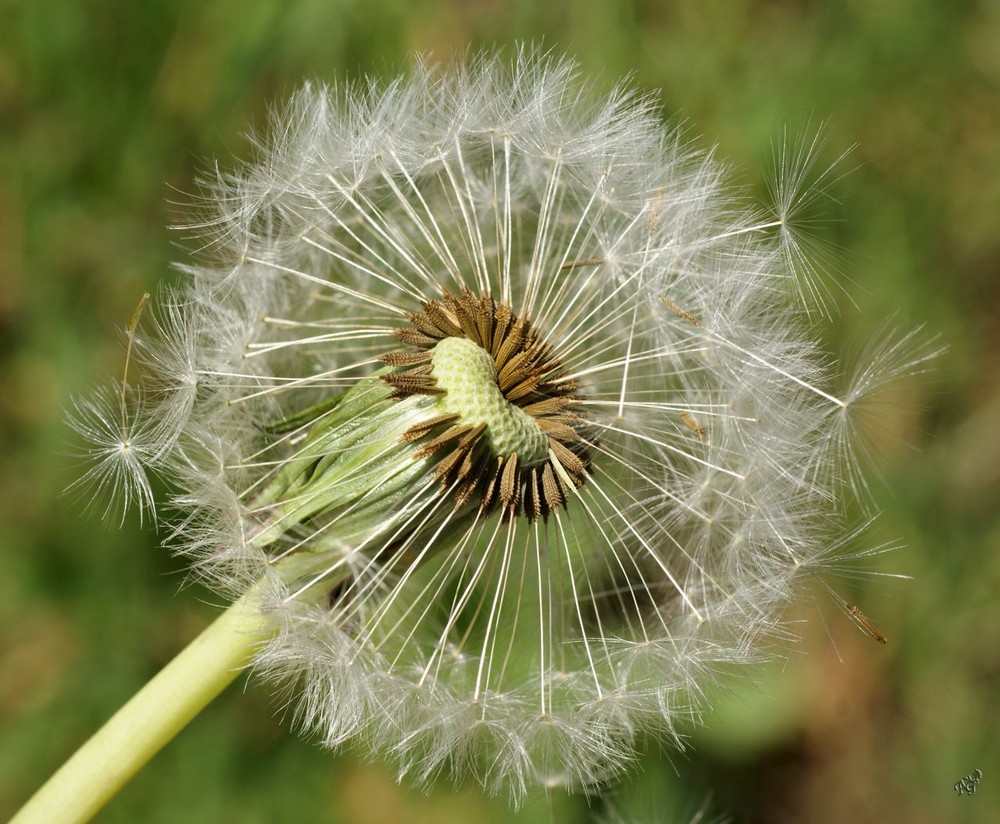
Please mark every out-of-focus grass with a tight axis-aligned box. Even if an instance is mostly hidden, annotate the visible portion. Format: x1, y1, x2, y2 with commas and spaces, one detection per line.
2, 2, 997, 822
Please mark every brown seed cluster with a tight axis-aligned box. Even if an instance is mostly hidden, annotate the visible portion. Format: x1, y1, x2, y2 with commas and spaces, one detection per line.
380, 289, 594, 520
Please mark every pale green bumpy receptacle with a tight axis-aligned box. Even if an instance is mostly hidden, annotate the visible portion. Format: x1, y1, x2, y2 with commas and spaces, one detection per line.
430, 336, 549, 467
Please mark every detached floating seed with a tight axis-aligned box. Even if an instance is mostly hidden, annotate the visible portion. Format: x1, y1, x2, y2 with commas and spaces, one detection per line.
848, 604, 888, 645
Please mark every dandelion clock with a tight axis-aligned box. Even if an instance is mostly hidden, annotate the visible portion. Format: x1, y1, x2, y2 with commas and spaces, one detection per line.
13, 47, 939, 822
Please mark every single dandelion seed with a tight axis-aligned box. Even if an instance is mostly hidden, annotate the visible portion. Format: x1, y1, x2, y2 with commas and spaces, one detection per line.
678, 411, 707, 441
847, 603, 888, 645
65, 292, 156, 526
659, 296, 700, 327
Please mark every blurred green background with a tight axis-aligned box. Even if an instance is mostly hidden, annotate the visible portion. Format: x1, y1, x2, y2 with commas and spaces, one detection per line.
2, 1, 998, 822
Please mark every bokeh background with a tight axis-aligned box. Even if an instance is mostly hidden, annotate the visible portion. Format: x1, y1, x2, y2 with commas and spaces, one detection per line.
2, 1, 998, 822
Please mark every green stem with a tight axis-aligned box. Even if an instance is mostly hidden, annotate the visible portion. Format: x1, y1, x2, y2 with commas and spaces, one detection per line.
11, 585, 277, 824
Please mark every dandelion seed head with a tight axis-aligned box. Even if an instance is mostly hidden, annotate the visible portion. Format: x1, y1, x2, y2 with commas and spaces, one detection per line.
74, 47, 937, 802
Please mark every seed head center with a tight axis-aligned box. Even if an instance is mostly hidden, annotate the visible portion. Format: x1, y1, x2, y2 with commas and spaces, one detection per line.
430, 337, 549, 467
379, 289, 594, 520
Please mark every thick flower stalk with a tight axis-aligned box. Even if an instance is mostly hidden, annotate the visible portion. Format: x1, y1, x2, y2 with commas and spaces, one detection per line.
32, 49, 938, 818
